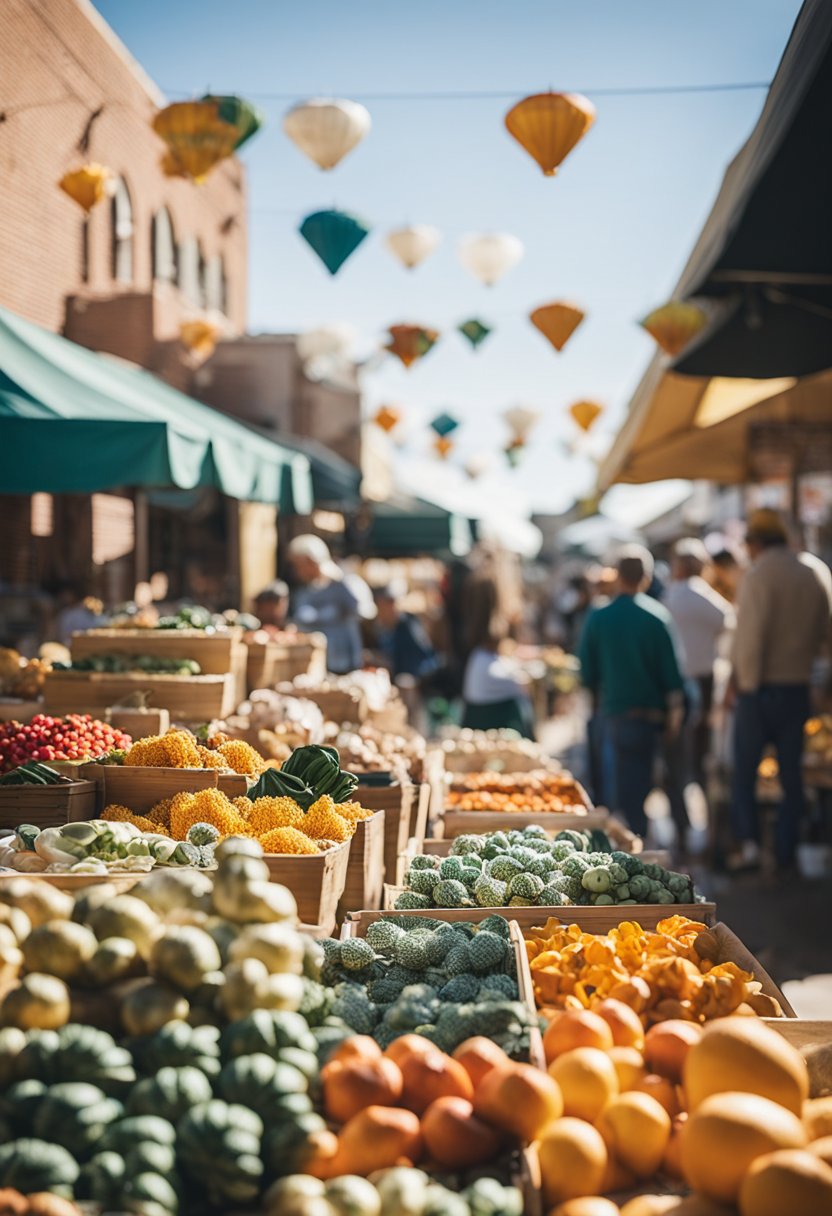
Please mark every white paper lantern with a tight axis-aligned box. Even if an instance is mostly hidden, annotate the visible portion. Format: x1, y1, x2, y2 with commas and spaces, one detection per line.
283, 98, 371, 170
458, 233, 524, 286
296, 323, 356, 363
385, 224, 441, 269
503, 405, 540, 441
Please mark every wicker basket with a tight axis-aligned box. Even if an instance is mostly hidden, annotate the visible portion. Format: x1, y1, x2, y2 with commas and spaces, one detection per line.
0, 781, 97, 831
262, 840, 351, 935
337, 809, 386, 919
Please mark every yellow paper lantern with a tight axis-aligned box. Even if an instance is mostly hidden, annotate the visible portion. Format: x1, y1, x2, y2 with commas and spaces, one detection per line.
640, 301, 708, 356
58, 163, 112, 212
180, 319, 220, 360
529, 302, 585, 351
569, 400, 604, 432
152, 101, 239, 183
374, 405, 401, 433
434, 436, 454, 460
504, 92, 596, 176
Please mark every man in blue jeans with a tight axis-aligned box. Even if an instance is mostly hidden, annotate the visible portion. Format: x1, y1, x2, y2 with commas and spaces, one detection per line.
730, 510, 831, 872
579, 546, 685, 837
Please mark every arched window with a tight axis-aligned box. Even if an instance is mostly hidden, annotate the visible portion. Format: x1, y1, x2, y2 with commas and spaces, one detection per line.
111, 177, 134, 284
177, 236, 202, 308
204, 254, 227, 314
151, 208, 177, 283
197, 243, 207, 309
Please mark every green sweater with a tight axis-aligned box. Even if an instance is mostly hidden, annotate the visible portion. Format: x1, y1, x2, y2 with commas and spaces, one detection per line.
579, 593, 684, 716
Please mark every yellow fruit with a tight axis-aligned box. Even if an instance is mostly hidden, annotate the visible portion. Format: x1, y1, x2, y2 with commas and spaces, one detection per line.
549, 1200, 620, 1216
543, 1009, 614, 1062
806, 1097, 832, 1140
608, 1046, 647, 1092
645, 1020, 702, 1084
548, 1047, 619, 1123
632, 1073, 682, 1118
599, 1153, 636, 1194
595, 1092, 671, 1179
684, 1019, 808, 1115
811, 1137, 832, 1169
538, 1117, 607, 1207
618, 1198, 680, 1216
739, 1147, 832, 1216
682, 1091, 807, 1203
594, 998, 645, 1049
663, 1112, 688, 1179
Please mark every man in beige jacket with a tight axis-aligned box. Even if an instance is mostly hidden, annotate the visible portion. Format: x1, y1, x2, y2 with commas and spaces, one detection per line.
731, 510, 831, 871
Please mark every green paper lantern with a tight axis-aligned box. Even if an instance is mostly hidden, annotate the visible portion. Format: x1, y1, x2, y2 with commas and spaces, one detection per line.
299, 209, 371, 275
458, 319, 491, 350
430, 411, 459, 438
202, 94, 263, 150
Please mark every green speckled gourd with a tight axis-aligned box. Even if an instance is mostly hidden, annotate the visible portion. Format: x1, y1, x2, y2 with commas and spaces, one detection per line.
394, 891, 434, 910
126, 1065, 212, 1123
507, 872, 545, 903
340, 938, 376, 970
393, 930, 432, 970
459, 866, 482, 890
177, 1100, 263, 1206
365, 921, 404, 954
33, 1082, 122, 1159
478, 973, 519, 1000
408, 868, 440, 896
439, 974, 481, 1002
431, 879, 471, 908
298, 978, 332, 1026
368, 977, 406, 1003
478, 915, 512, 939
438, 856, 467, 881
0, 1138, 80, 1199
444, 943, 472, 975
474, 876, 507, 907
539, 884, 570, 906
449, 834, 485, 855
331, 982, 377, 1034
489, 856, 524, 882
468, 931, 508, 972
410, 854, 441, 870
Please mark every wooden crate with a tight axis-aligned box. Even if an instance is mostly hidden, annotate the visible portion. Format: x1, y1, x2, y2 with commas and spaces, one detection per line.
441, 806, 608, 839
710, 922, 796, 1016
0, 700, 41, 723
71, 627, 244, 673
106, 708, 170, 739
409, 782, 431, 843
0, 871, 142, 893
0, 780, 97, 831
397, 835, 670, 880
379, 893, 716, 932
337, 809, 386, 919
263, 840, 351, 936
355, 782, 416, 884
245, 634, 327, 693
423, 746, 446, 830
280, 685, 368, 726
765, 1019, 832, 1096
43, 670, 236, 720
341, 912, 546, 1070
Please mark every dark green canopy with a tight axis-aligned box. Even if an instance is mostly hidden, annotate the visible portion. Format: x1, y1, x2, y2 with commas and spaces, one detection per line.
364, 495, 472, 556
0, 306, 312, 511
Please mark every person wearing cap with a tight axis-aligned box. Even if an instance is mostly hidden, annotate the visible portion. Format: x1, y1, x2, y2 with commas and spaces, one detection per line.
664, 538, 735, 826
287, 535, 373, 675
579, 545, 685, 837
730, 509, 831, 872
252, 580, 290, 632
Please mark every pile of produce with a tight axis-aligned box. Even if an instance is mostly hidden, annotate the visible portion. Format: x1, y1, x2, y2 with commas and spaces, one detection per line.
522, 1002, 832, 1214
318, 915, 536, 1058
223, 689, 325, 759
331, 723, 430, 784
103, 728, 268, 776
0, 650, 50, 701
447, 770, 588, 814
57, 655, 202, 676
439, 728, 551, 774
269, 1172, 521, 1216
0, 716, 131, 774
396, 827, 695, 910
526, 915, 786, 1023
0, 820, 214, 874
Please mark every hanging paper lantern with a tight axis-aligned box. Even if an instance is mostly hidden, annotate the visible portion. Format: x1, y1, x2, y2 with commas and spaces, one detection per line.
152, 100, 246, 182
529, 302, 585, 352
465, 453, 493, 480
283, 98, 371, 170
160, 150, 190, 179
201, 94, 262, 150
180, 318, 220, 360
504, 438, 525, 468
374, 405, 401, 433
58, 163, 112, 212
504, 91, 596, 176
298, 209, 370, 275
386, 224, 441, 269
384, 324, 440, 369
569, 400, 604, 432
430, 412, 460, 438
503, 405, 540, 443
296, 323, 356, 362
458, 319, 492, 350
640, 301, 708, 356
458, 233, 524, 286
434, 436, 454, 460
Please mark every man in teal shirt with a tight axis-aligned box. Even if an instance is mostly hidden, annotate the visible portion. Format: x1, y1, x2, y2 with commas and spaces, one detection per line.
579, 547, 684, 835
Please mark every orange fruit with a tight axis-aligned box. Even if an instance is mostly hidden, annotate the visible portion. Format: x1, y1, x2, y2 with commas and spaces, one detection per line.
594, 998, 645, 1049
683, 1019, 808, 1115
600, 1152, 637, 1194
329, 1034, 381, 1065
384, 1033, 436, 1066
543, 1009, 614, 1063
420, 1095, 501, 1169
608, 1045, 647, 1092
595, 1091, 671, 1179
738, 1147, 832, 1216
618, 1199, 681, 1216
474, 1062, 563, 1141
452, 1036, 509, 1087
663, 1111, 688, 1179
644, 1020, 702, 1083
549, 1200, 620, 1216
811, 1137, 832, 1170
548, 1047, 619, 1123
538, 1117, 607, 1206
632, 1073, 681, 1118
805, 1097, 832, 1140
681, 1091, 807, 1203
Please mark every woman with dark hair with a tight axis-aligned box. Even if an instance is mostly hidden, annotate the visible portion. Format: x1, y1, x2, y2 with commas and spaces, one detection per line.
461, 576, 535, 737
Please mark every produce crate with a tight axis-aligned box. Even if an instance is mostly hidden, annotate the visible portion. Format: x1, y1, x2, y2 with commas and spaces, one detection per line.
441, 805, 607, 839
355, 782, 417, 884
71, 627, 244, 672
0, 780, 98, 831
710, 922, 796, 1016
105, 707, 170, 739
263, 839, 351, 936
280, 685, 368, 726
0, 699, 41, 723
337, 808, 386, 919
89, 766, 248, 816
378, 894, 716, 932
43, 670, 236, 720
396, 835, 670, 882
765, 1019, 832, 1096
0, 871, 142, 892
423, 746, 446, 830
341, 913, 546, 1071
366, 697, 409, 734
245, 633, 326, 693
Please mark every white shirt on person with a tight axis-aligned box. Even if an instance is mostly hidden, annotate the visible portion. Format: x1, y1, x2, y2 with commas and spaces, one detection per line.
463, 648, 528, 706
665, 576, 734, 680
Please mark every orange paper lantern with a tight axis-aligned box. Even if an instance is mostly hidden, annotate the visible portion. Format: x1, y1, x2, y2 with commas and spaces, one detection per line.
58, 163, 112, 212
530, 302, 585, 352
569, 400, 604, 432
640, 301, 708, 356
385, 324, 440, 369
374, 405, 401, 433
180, 319, 220, 360
434, 436, 454, 460
504, 92, 596, 176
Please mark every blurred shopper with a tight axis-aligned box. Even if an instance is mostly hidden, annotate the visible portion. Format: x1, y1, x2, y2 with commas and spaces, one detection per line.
253, 580, 290, 632
53, 582, 107, 646
288, 535, 371, 675
462, 576, 534, 738
708, 548, 742, 603
579, 546, 684, 836
372, 585, 438, 682
730, 510, 831, 872
665, 538, 735, 824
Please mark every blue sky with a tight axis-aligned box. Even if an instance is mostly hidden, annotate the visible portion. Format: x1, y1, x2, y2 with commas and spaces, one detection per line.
93, 0, 802, 520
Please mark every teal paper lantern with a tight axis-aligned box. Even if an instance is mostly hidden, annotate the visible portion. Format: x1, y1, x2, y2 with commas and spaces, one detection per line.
202, 94, 263, 150
430, 411, 459, 438
299, 209, 371, 275
458, 319, 491, 350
